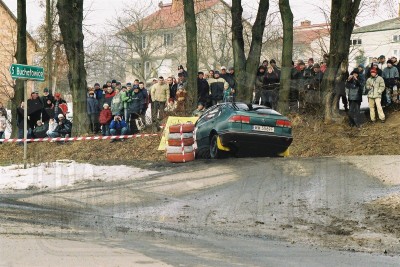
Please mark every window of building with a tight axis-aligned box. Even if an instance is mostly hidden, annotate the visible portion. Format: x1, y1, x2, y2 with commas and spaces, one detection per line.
141, 35, 147, 49
393, 35, 400, 42
351, 39, 362, 45
133, 62, 142, 69
163, 33, 173, 47
144, 61, 151, 78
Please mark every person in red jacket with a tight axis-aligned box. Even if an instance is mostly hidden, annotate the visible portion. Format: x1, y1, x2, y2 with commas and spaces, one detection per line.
99, 103, 112, 136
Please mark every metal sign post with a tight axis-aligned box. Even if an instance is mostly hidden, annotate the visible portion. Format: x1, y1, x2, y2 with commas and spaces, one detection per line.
23, 80, 28, 169
10, 64, 45, 169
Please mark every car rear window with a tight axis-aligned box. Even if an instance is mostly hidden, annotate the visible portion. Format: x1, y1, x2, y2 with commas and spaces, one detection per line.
233, 103, 280, 115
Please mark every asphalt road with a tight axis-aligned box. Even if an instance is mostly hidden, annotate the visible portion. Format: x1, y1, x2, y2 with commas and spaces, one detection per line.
1, 157, 400, 266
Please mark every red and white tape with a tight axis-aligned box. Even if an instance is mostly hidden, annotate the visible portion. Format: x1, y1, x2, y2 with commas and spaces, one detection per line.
0, 133, 160, 143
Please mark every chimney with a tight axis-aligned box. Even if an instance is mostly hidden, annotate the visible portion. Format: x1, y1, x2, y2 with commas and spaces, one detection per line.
158, 1, 163, 8
300, 20, 311, 27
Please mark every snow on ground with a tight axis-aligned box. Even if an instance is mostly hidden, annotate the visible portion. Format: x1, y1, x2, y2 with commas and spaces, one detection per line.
0, 160, 158, 190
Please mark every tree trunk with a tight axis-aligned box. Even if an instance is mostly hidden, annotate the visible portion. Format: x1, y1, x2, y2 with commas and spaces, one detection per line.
183, 0, 198, 109
277, 0, 293, 114
231, 0, 247, 101
57, 0, 88, 135
11, 0, 27, 138
231, 0, 269, 103
321, 0, 361, 123
46, 0, 53, 91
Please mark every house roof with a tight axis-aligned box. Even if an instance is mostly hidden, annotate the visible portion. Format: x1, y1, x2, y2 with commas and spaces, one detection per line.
0, 0, 38, 49
294, 24, 330, 45
126, 0, 221, 32
353, 18, 400, 34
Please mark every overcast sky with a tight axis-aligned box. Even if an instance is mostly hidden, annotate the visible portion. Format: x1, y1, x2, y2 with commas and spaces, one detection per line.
3, 0, 395, 34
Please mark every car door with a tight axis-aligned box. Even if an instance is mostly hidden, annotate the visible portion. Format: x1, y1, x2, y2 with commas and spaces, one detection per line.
195, 105, 221, 148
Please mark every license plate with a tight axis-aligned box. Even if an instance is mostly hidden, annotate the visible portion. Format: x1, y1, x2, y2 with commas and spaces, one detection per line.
253, 125, 274, 132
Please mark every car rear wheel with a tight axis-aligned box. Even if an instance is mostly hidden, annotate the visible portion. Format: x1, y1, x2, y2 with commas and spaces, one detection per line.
210, 135, 229, 159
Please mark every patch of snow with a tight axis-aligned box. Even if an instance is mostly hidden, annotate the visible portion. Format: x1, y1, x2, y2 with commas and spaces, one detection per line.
0, 160, 158, 190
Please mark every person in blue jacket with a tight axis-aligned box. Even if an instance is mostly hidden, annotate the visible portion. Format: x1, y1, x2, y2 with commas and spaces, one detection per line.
109, 114, 128, 142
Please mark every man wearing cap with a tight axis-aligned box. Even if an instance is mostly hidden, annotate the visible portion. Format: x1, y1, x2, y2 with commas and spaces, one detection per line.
208, 71, 229, 105
48, 114, 72, 138
366, 68, 386, 123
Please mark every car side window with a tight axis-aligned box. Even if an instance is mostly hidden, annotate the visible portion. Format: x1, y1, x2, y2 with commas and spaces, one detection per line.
204, 106, 221, 121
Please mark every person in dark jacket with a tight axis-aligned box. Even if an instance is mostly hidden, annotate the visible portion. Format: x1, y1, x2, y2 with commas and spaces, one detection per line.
262, 66, 280, 109
32, 120, 48, 138
139, 82, 149, 125
41, 88, 54, 123
346, 69, 363, 128
48, 114, 72, 138
109, 114, 128, 142
220, 66, 236, 89
93, 83, 104, 103
127, 86, 144, 134
87, 91, 101, 134
167, 77, 177, 101
197, 72, 210, 107
208, 71, 228, 105
27, 92, 43, 132
254, 66, 266, 104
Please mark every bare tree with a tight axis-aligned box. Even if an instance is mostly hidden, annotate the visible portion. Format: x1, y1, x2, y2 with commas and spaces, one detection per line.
57, 0, 88, 135
277, 0, 293, 114
231, 0, 270, 102
321, 0, 361, 123
183, 0, 198, 107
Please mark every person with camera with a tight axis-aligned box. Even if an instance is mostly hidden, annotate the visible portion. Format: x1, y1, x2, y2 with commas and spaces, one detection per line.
109, 114, 128, 142
346, 69, 363, 128
366, 68, 386, 123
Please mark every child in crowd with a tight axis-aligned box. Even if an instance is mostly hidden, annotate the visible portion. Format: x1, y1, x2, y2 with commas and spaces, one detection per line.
223, 83, 234, 102
99, 103, 112, 136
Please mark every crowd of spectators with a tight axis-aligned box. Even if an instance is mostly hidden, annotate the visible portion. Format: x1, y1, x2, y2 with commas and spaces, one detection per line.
8, 54, 400, 140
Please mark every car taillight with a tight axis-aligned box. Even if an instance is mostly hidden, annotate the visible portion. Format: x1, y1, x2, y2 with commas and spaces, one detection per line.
228, 115, 250, 123
276, 119, 291, 128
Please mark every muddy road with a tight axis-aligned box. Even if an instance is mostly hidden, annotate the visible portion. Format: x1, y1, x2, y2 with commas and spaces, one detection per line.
1, 157, 400, 266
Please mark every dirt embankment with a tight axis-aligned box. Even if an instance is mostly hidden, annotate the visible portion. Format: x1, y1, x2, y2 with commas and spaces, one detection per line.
0, 107, 399, 165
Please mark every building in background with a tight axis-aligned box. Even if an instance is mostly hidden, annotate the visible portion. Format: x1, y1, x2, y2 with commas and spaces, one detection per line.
350, 18, 400, 68
123, 0, 251, 83
0, 0, 38, 106
293, 20, 330, 64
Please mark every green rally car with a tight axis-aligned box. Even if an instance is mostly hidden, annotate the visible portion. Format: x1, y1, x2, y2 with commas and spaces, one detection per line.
194, 102, 293, 159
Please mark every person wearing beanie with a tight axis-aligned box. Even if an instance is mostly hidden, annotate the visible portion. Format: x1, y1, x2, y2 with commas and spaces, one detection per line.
346, 68, 363, 127
87, 90, 101, 134
366, 68, 386, 123
99, 103, 112, 136
382, 59, 399, 105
